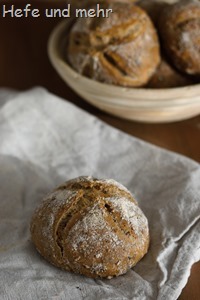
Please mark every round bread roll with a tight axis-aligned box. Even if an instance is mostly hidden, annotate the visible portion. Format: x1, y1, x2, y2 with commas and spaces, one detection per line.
67, 2, 160, 87
30, 176, 149, 279
158, 0, 200, 75
146, 57, 194, 89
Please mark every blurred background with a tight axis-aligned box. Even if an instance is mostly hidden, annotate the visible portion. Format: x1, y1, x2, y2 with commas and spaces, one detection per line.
0, 1, 199, 162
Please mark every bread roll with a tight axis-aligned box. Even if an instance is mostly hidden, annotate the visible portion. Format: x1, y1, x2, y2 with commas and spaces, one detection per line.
67, 2, 160, 87
30, 176, 149, 279
158, 0, 200, 75
146, 57, 194, 89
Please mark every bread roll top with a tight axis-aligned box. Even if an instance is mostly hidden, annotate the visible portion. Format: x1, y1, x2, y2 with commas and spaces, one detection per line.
30, 176, 150, 278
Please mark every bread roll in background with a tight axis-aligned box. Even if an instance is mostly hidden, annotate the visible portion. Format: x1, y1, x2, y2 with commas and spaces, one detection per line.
67, 2, 160, 87
146, 57, 195, 89
30, 176, 149, 279
158, 0, 200, 75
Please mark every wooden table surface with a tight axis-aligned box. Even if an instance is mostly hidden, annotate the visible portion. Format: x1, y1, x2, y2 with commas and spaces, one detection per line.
0, 2, 199, 299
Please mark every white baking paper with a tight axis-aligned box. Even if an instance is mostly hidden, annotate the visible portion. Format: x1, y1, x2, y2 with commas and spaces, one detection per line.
0, 88, 199, 300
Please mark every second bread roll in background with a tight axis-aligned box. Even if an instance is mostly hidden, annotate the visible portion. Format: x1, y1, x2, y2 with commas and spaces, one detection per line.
158, 0, 200, 75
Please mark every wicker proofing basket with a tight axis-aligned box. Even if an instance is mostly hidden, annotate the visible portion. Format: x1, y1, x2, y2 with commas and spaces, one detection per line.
48, 1, 200, 123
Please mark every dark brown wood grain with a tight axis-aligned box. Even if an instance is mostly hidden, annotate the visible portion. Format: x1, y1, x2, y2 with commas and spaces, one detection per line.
0, 2, 199, 299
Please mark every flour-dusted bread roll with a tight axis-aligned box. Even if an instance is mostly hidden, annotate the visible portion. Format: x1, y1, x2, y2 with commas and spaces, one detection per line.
30, 176, 149, 279
158, 0, 200, 75
67, 2, 160, 87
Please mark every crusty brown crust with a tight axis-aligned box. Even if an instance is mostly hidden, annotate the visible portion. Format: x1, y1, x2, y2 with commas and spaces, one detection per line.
30, 176, 149, 279
67, 2, 160, 87
158, 0, 200, 75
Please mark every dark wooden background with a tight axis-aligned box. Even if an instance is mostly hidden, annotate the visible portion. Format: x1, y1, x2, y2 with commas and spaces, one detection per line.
0, 2, 199, 299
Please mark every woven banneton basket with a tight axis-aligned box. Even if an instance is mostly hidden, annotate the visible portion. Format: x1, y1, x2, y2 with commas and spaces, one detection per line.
48, 0, 200, 123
